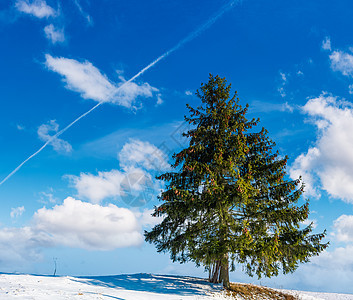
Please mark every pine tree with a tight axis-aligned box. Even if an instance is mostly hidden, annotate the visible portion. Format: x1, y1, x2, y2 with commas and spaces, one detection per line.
145, 74, 328, 289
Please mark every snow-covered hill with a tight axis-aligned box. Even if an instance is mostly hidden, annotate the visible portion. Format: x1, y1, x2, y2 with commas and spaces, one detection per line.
0, 273, 351, 300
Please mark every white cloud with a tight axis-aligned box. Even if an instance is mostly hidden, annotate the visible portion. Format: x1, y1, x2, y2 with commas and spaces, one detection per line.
329, 50, 353, 77
322, 36, 331, 51
0, 197, 153, 263
277, 71, 287, 98
333, 214, 353, 243
328, 44, 353, 97
44, 24, 65, 44
282, 102, 294, 113
68, 169, 126, 204
0, 227, 52, 266
156, 93, 163, 105
69, 139, 168, 204
15, 0, 56, 18
119, 139, 170, 171
290, 94, 353, 202
349, 84, 353, 95
38, 120, 72, 153
290, 147, 321, 197
45, 55, 159, 108
16, 124, 25, 131
38, 190, 57, 204
115, 75, 158, 108
185, 90, 193, 96
33, 197, 143, 250
10, 206, 25, 218
134, 209, 164, 227
278, 87, 286, 98
45, 55, 116, 102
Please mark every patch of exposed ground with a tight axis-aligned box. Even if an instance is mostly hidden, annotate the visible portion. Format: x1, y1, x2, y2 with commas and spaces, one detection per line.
225, 282, 299, 300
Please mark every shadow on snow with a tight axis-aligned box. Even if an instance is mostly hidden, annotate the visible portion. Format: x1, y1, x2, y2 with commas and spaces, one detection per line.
71, 273, 222, 296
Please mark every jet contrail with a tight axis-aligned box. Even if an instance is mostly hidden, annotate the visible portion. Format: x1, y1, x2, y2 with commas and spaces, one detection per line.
0, 0, 237, 186
0, 102, 102, 186
130, 0, 238, 82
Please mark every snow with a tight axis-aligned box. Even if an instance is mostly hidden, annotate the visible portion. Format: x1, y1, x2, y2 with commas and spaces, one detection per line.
0, 273, 351, 300
287, 290, 353, 300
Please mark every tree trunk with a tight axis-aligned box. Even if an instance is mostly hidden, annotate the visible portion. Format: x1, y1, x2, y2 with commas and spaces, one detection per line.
210, 260, 221, 283
208, 254, 230, 289
219, 253, 230, 289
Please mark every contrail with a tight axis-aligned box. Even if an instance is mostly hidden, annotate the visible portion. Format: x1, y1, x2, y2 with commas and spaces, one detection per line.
130, 0, 238, 81
0, 102, 102, 186
0, 0, 237, 186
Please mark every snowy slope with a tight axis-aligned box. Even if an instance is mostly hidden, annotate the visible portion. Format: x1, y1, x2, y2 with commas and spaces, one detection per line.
0, 273, 351, 300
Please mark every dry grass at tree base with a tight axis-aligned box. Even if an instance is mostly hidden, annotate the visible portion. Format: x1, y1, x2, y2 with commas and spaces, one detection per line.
225, 283, 299, 300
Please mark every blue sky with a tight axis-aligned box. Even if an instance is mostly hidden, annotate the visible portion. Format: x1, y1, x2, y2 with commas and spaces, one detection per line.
1, 0, 353, 294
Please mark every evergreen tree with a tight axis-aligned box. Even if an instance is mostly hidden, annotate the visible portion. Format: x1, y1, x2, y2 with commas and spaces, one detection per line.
145, 74, 328, 289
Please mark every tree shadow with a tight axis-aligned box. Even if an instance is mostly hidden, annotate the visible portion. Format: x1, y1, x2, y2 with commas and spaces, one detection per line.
71, 273, 222, 296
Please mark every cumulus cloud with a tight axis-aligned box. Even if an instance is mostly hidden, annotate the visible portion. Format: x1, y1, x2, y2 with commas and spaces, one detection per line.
45, 55, 160, 108
329, 50, 353, 77
68, 139, 168, 204
10, 206, 25, 218
322, 36, 331, 51
289, 94, 353, 202
290, 147, 321, 197
119, 139, 170, 171
69, 169, 127, 204
15, 0, 56, 18
0, 197, 153, 264
33, 197, 143, 250
333, 214, 353, 243
38, 120, 72, 153
44, 24, 65, 44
